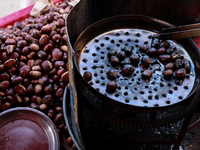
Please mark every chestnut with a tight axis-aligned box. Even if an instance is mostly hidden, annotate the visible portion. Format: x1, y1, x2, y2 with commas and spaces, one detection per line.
175, 59, 184, 69
41, 60, 53, 72
160, 41, 170, 48
39, 34, 50, 46
83, 71, 92, 81
29, 43, 39, 51
142, 70, 153, 79
106, 81, 118, 93
156, 47, 166, 55
107, 49, 117, 58
117, 51, 126, 61
172, 51, 183, 61
147, 47, 157, 55
175, 68, 186, 79
110, 56, 119, 66
158, 54, 172, 62
166, 47, 176, 54
184, 60, 191, 73
163, 69, 173, 78
165, 63, 174, 70
141, 55, 151, 66
4, 58, 16, 69
151, 38, 160, 48
121, 64, 134, 76
123, 45, 133, 56
139, 44, 149, 52
107, 69, 118, 80
130, 54, 140, 64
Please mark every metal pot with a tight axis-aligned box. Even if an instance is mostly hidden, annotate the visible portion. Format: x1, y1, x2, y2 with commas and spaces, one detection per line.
64, 0, 200, 149
73, 14, 200, 110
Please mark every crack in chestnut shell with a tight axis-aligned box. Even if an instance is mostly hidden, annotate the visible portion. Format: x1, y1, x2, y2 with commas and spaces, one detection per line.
79, 29, 195, 108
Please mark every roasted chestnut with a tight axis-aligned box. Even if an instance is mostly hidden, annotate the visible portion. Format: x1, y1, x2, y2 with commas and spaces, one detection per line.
141, 55, 151, 66
83, 71, 92, 81
163, 69, 173, 78
151, 38, 160, 48
165, 62, 174, 70
166, 47, 176, 54
107, 69, 118, 80
120, 59, 130, 66
107, 49, 117, 58
121, 64, 134, 76
172, 51, 183, 61
184, 60, 191, 73
139, 44, 149, 52
147, 47, 157, 55
130, 54, 140, 64
117, 51, 126, 60
175, 68, 186, 79
160, 41, 170, 48
156, 47, 166, 55
159, 54, 172, 62
142, 70, 153, 79
175, 59, 184, 69
123, 45, 133, 56
106, 81, 118, 93
110, 56, 120, 66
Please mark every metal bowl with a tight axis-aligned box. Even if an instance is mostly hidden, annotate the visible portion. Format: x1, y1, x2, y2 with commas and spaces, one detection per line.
0, 107, 60, 150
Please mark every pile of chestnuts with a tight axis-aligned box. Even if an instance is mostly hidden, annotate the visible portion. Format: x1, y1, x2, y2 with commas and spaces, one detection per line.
0, 1, 76, 149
